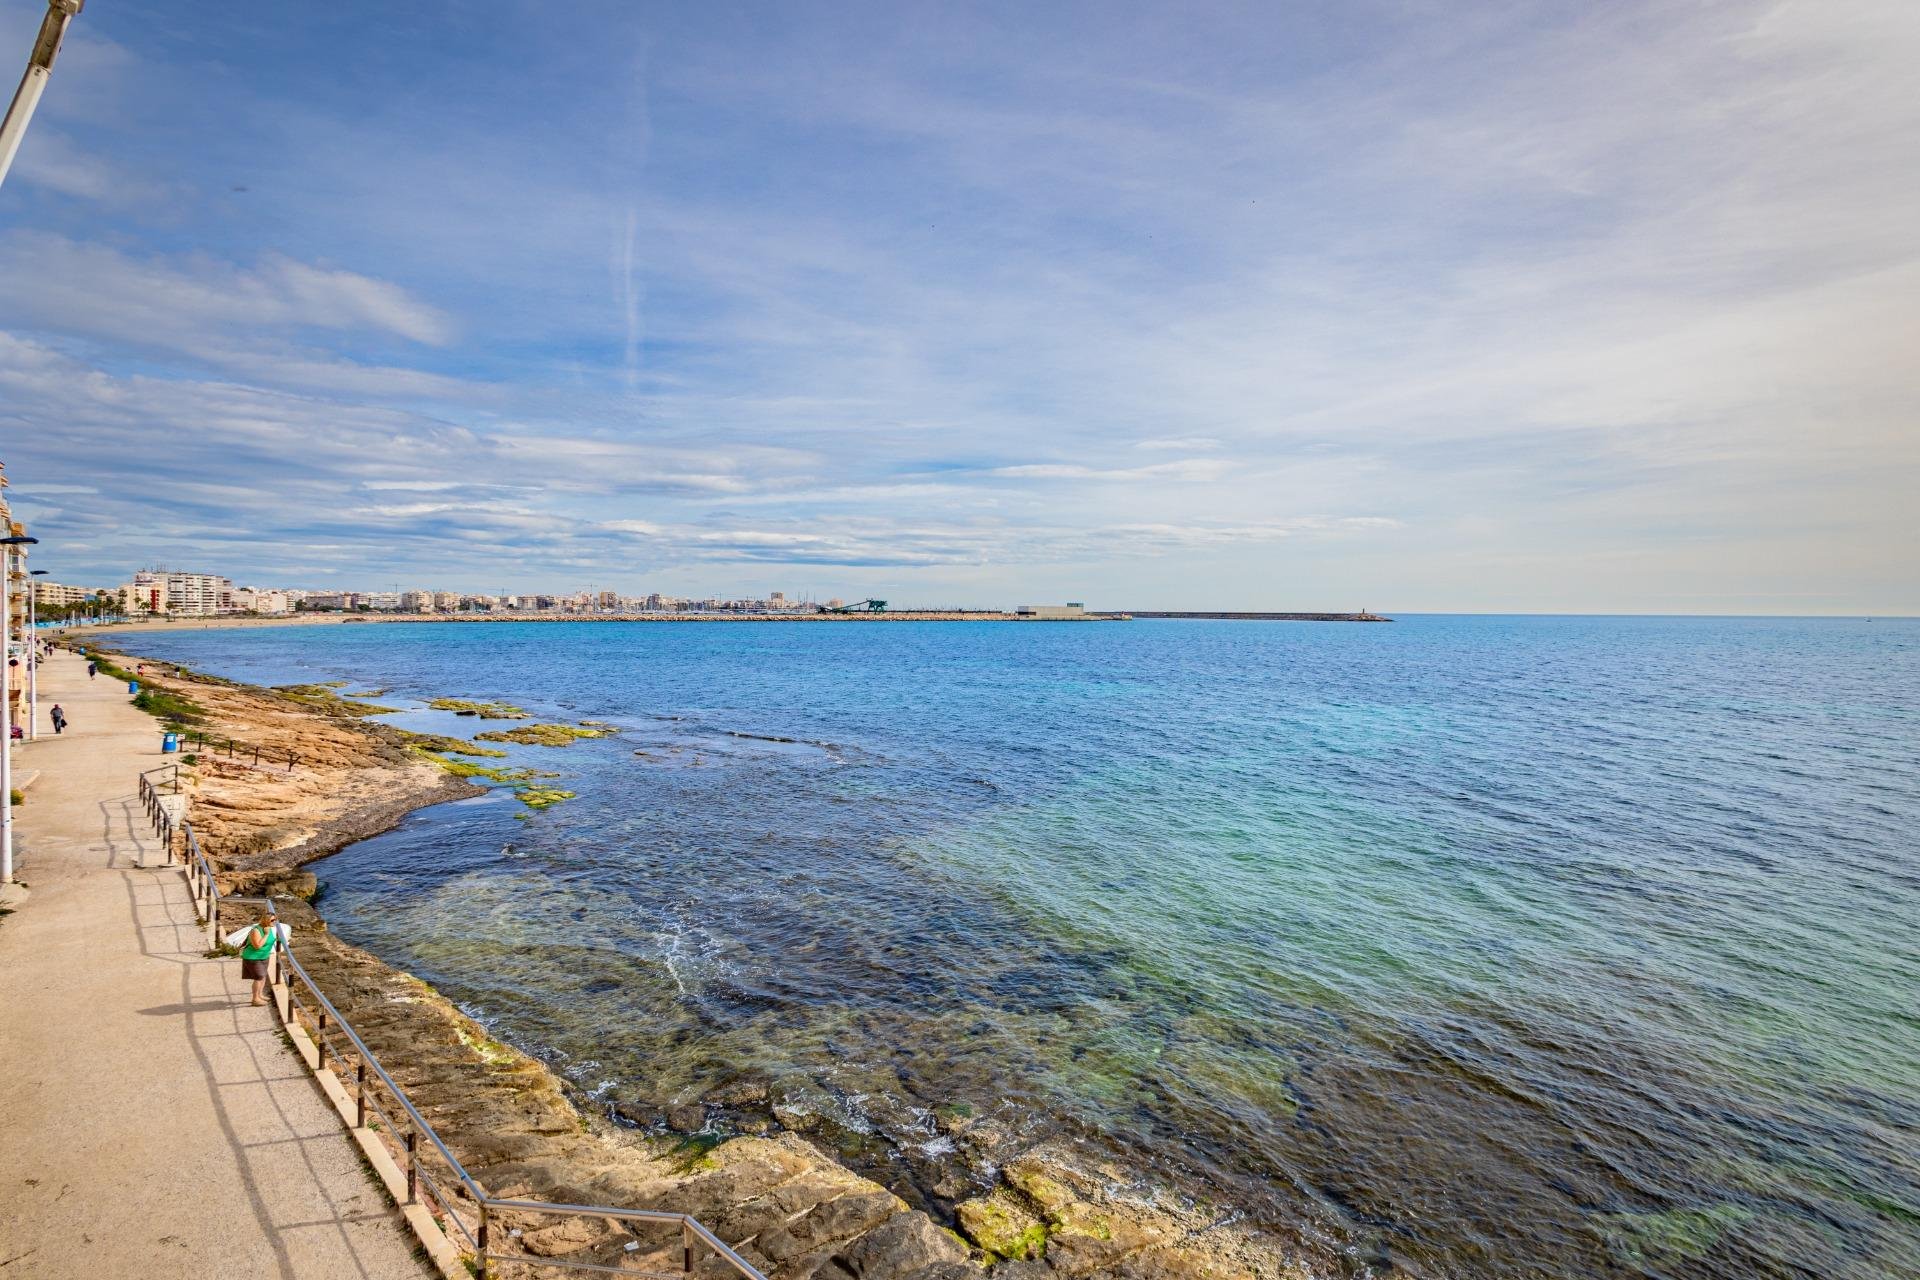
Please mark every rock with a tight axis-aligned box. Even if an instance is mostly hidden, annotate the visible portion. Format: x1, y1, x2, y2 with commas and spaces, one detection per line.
957, 1192, 1048, 1261
1003, 1165, 1075, 1220
903, 1265, 981, 1280
1039, 1203, 1172, 1275
759, 1191, 904, 1263
668, 1104, 708, 1131
838, 1213, 972, 1280
519, 1215, 611, 1257
709, 1078, 771, 1106
988, 1263, 1052, 1280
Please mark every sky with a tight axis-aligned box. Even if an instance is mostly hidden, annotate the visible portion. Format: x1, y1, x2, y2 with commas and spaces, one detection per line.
0, 0, 1915, 613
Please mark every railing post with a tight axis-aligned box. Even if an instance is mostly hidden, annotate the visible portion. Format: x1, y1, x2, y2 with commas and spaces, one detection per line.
476, 1203, 490, 1280
405, 1130, 417, 1203
683, 1218, 695, 1273
316, 1011, 328, 1070
356, 1061, 368, 1128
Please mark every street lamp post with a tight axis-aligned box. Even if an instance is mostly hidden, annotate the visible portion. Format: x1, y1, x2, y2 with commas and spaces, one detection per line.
0, 0, 83, 192
2, 533, 40, 884
28, 568, 46, 738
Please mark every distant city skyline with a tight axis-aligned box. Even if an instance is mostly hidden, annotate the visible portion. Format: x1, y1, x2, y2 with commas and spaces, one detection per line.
1, 0, 1915, 614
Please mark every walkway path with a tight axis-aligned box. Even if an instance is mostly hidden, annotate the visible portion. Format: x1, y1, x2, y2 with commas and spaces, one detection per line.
0, 648, 430, 1279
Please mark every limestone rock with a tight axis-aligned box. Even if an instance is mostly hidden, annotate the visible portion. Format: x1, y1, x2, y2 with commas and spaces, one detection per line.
956, 1191, 1048, 1261
837, 1212, 972, 1280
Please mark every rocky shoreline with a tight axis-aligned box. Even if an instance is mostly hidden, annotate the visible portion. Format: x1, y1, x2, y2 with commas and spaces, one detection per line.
73, 638, 1320, 1280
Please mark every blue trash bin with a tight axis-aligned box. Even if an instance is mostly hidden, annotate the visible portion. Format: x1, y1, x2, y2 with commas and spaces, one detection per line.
162, 732, 179, 753
128, 680, 139, 694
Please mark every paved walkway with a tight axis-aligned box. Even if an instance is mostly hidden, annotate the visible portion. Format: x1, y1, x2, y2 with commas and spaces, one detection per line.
0, 649, 430, 1279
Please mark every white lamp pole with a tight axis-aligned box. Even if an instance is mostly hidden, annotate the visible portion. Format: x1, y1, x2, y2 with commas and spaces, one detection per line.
0, 0, 83, 192
1, 534, 39, 884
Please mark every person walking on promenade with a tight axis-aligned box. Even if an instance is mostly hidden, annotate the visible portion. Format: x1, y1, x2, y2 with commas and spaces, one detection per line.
86, 661, 96, 680
49, 704, 66, 735
239, 908, 279, 1006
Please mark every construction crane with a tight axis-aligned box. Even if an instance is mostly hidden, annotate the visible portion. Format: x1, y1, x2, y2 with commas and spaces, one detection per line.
820, 598, 886, 614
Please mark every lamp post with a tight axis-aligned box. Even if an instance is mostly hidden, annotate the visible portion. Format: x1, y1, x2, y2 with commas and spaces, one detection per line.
28, 568, 46, 738
2, 533, 40, 883
0, 0, 83, 192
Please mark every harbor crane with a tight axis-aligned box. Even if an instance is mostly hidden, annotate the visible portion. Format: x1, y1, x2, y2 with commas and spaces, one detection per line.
820, 598, 887, 614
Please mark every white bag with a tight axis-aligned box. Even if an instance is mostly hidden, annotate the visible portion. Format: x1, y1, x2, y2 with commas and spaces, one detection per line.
224, 925, 252, 949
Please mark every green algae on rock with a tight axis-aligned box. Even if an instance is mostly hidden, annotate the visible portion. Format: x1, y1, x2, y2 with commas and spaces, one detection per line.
474, 723, 612, 747
956, 1191, 1048, 1261
426, 697, 528, 719
274, 683, 401, 716
400, 731, 509, 758
517, 787, 576, 810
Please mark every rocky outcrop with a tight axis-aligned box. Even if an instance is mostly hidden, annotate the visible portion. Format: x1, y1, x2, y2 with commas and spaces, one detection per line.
101, 646, 1312, 1280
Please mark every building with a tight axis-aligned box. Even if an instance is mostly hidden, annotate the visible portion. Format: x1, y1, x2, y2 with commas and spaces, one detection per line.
121, 570, 234, 617
233, 587, 292, 615
434, 591, 461, 612
399, 590, 434, 613
1015, 603, 1088, 619
31, 581, 102, 607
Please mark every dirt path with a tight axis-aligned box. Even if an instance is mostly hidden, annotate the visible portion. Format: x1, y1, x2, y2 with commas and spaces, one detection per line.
0, 648, 431, 1279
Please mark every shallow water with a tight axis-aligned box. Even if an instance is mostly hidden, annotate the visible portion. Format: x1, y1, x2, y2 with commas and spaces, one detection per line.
124, 616, 1920, 1278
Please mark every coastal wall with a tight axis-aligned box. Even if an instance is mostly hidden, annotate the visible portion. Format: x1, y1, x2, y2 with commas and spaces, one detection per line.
67, 636, 1313, 1280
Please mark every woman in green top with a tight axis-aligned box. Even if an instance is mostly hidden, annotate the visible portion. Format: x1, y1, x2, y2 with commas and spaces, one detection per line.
239, 907, 277, 1007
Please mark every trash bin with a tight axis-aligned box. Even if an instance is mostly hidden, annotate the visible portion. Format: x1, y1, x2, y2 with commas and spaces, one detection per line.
128, 680, 139, 694
162, 732, 179, 753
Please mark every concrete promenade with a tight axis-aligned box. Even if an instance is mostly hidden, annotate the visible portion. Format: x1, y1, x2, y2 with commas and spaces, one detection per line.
0, 649, 429, 1279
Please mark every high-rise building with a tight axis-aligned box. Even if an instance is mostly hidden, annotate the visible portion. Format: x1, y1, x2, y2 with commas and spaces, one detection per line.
120, 570, 234, 617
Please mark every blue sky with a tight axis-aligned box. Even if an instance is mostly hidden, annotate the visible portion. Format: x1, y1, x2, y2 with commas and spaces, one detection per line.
0, 0, 1914, 611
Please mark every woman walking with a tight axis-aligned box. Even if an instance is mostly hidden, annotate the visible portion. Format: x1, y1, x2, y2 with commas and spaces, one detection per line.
238, 907, 278, 1007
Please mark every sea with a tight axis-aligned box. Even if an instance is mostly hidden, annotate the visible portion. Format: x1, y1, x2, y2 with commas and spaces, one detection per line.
119, 615, 1920, 1280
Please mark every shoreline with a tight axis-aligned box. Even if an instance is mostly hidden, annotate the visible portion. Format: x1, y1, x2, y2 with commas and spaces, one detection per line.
86, 610, 1134, 633
73, 631, 1318, 1280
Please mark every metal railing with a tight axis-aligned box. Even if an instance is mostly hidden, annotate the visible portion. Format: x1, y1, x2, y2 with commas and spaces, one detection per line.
136, 777, 766, 1280
179, 729, 296, 771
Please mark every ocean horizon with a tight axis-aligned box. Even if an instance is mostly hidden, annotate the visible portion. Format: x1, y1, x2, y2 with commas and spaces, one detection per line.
118, 614, 1920, 1280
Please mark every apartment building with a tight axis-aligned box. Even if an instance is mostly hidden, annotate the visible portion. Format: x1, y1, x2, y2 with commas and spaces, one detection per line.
31, 581, 103, 606
121, 570, 234, 617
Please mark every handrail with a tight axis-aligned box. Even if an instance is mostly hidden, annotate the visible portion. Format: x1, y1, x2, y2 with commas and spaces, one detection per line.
154, 784, 766, 1280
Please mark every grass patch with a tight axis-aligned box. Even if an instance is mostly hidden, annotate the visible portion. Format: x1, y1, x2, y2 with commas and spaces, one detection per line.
132, 687, 206, 728
427, 697, 527, 719
474, 723, 610, 747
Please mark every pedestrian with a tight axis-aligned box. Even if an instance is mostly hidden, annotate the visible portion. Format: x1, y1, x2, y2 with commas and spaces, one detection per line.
86, 661, 97, 680
50, 704, 66, 735
238, 907, 279, 1007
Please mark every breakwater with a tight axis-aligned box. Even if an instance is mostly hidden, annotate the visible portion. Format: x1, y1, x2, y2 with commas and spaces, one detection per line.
1128, 611, 1389, 621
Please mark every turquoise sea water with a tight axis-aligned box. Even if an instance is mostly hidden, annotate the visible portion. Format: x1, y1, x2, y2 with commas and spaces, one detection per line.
122, 616, 1920, 1279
